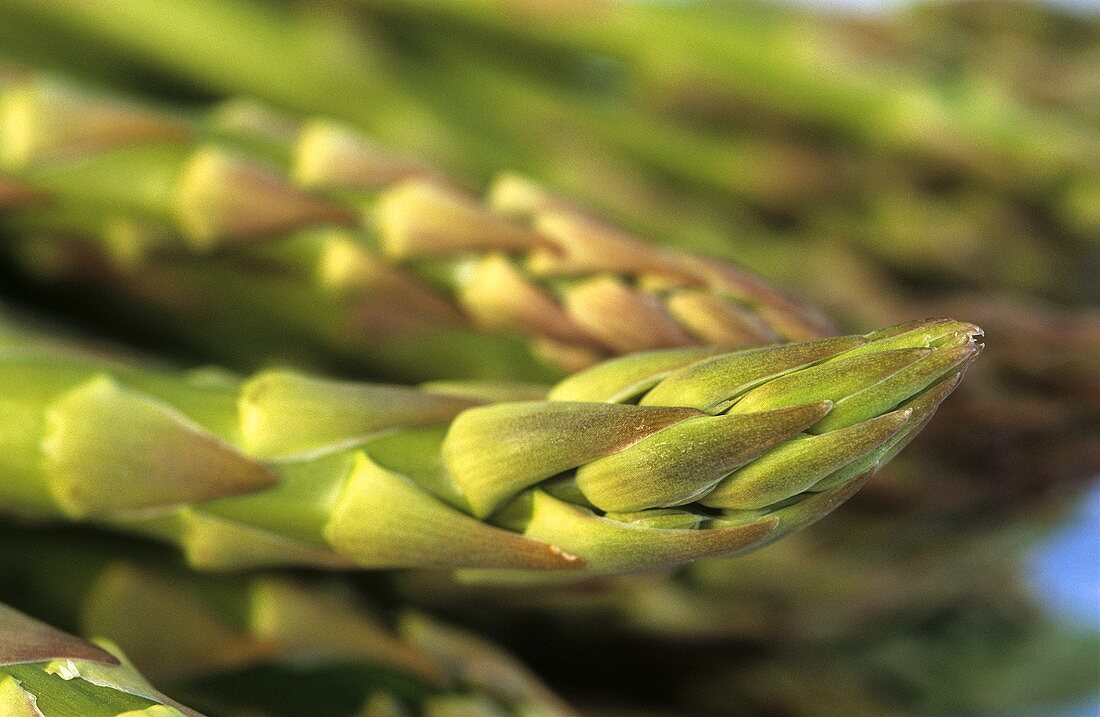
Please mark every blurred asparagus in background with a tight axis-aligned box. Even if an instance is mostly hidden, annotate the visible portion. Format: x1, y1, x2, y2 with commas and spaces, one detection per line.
0, 602, 205, 717
391, 504, 1099, 716
678, 597, 1100, 717
6, 515, 1091, 717
898, 0, 1100, 124
0, 0, 1094, 299
0, 66, 830, 382
0, 527, 576, 717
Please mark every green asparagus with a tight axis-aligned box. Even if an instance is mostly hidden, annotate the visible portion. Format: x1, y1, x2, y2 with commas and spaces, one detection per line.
1, 1, 1093, 302
0, 602, 204, 717
0, 528, 577, 717
0, 309, 980, 578
0, 67, 830, 381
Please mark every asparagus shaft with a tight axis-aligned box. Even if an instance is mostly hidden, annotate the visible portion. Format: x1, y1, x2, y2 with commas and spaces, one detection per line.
0, 68, 830, 381
0, 310, 980, 578
0, 528, 576, 717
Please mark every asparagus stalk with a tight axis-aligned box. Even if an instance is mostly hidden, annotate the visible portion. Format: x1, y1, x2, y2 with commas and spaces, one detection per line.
367, 0, 1100, 185
1, 9, 1093, 300
1, 29, 1090, 322
5, 0, 1093, 194
0, 68, 831, 381
360, 0, 1100, 271
0, 528, 576, 717
0, 0, 857, 217
899, 0, 1100, 123
0, 602, 204, 717
0, 308, 980, 578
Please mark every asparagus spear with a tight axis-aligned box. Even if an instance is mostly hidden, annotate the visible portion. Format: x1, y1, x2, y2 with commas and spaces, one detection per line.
4, 0, 1093, 196
0, 0, 854, 217
1, 1, 1093, 301
0, 67, 831, 381
899, 0, 1100, 123
0, 307, 980, 578
0, 527, 576, 717
0, 602, 205, 717
367, 0, 1100, 185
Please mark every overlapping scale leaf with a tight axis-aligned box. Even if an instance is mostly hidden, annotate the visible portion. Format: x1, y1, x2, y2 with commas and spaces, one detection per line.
446, 318, 982, 577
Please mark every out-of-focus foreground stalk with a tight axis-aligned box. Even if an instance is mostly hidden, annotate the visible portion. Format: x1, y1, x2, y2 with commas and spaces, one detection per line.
0, 0, 1094, 299
1, 602, 206, 717
0, 527, 577, 717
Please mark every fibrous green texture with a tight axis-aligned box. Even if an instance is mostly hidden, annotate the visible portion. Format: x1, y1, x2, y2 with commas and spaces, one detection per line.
0, 529, 577, 717
0, 312, 979, 578
0, 603, 204, 717
0, 67, 830, 382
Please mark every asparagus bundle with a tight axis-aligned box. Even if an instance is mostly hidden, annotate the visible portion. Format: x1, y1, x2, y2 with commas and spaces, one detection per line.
0, 67, 829, 381
0, 4, 1091, 716
0, 68, 1091, 529
0, 306, 980, 578
1, 0, 1093, 301
0, 528, 577, 717
0, 603, 204, 717
0, 69, 1086, 538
